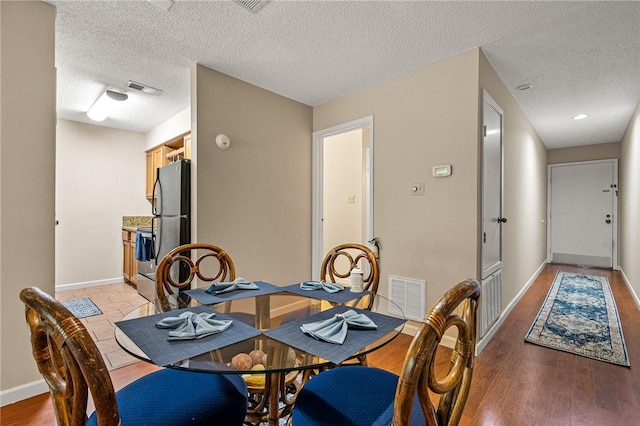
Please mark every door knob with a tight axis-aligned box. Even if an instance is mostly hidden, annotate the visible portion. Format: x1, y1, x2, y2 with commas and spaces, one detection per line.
606, 219, 611, 224
497, 217, 508, 223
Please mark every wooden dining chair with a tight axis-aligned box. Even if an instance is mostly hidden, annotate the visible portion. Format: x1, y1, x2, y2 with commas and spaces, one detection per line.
320, 242, 380, 310
19, 286, 248, 426
156, 242, 236, 310
156, 243, 277, 424
291, 279, 481, 426
321, 243, 380, 369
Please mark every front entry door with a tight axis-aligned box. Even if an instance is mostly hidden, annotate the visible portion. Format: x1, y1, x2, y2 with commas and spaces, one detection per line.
549, 160, 617, 268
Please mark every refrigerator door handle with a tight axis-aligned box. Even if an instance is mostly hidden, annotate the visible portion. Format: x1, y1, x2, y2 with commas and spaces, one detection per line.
152, 174, 161, 216
153, 218, 161, 265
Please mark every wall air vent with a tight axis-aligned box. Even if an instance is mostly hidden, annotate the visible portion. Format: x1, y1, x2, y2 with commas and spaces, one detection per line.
127, 80, 162, 96
233, 0, 268, 13
388, 275, 426, 321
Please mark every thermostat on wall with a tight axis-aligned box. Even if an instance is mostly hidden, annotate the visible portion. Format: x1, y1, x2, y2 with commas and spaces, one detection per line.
432, 164, 452, 177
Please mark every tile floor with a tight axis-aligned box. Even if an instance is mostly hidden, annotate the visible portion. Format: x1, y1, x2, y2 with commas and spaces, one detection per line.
56, 282, 148, 370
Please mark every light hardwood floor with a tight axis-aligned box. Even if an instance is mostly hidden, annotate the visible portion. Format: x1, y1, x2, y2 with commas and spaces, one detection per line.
2, 264, 639, 425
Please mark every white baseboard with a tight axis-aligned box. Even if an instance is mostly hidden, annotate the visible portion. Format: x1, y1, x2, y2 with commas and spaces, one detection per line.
476, 261, 547, 354
55, 277, 124, 292
0, 379, 48, 407
619, 267, 640, 310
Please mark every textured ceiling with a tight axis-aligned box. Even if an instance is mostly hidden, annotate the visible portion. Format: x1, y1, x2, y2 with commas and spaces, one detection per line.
47, 0, 639, 149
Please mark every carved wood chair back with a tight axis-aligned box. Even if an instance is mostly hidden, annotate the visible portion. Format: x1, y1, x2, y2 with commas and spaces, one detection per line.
290, 279, 480, 426
155, 243, 236, 310
320, 243, 379, 310
393, 279, 480, 425
20, 287, 120, 426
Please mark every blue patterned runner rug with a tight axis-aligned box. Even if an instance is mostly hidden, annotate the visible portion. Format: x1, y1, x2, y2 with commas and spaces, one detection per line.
525, 271, 630, 367
61, 297, 103, 319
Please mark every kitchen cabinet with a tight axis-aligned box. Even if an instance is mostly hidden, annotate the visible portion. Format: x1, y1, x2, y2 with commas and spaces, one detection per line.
145, 146, 166, 199
145, 132, 191, 199
122, 230, 137, 286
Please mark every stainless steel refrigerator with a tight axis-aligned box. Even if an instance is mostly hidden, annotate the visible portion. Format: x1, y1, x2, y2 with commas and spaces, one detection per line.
137, 159, 191, 301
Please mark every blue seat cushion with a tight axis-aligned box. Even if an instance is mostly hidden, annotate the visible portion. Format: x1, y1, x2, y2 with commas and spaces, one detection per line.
292, 365, 427, 426
86, 368, 247, 426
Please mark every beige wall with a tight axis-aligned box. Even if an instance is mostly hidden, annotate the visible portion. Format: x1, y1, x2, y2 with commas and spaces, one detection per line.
620, 103, 640, 304
55, 120, 149, 287
314, 50, 480, 310
145, 107, 190, 150
0, 1, 56, 395
478, 51, 549, 307
193, 65, 313, 285
548, 142, 621, 164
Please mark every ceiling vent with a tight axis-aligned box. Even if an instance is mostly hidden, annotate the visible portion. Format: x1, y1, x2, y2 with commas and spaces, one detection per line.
127, 80, 162, 95
233, 0, 268, 13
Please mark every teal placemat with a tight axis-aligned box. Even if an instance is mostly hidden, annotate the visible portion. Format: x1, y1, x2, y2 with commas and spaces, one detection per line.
264, 306, 405, 365
280, 282, 372, 304
116, 305, 261, 366
184, 281, 282, 305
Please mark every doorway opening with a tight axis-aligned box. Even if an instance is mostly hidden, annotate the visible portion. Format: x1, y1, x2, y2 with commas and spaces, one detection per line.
312, 116, 374, 279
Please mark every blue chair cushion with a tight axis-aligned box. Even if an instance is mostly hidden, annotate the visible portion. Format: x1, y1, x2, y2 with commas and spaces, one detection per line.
292, 365, 427, 426
86, 368, 247, 426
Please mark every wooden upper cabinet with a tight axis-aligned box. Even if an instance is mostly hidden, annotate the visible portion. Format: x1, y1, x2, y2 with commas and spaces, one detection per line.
184, 135, 192, 160
145, 132, 190, 199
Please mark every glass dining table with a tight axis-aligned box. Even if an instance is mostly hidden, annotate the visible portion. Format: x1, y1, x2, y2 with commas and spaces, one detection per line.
114, 281, 406, 426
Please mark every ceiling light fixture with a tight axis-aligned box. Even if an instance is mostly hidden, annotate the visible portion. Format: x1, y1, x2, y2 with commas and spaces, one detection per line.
572, 114, 589, 120
87, 90, 128, 122
516, 83, 532, 91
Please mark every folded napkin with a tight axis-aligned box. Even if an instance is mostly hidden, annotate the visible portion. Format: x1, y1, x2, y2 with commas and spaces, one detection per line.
300, 281, 344, 294
156, 311, 232, 341
300, 309, 377, 345
205, 277, 259, 295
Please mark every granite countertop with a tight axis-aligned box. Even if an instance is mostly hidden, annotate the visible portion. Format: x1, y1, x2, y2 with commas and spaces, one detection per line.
122, 216, 153, 232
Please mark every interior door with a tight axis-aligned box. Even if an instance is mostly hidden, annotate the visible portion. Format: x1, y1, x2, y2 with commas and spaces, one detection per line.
481, 94, 504, 279
549, 160, 616, 268
323, 129, 365, 257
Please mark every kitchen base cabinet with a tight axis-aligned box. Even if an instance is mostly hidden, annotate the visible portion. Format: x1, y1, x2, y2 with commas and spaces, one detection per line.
122, 230, 137, 286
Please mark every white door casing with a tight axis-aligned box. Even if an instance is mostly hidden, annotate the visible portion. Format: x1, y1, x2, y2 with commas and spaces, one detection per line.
548, 160, 617, 268
312, 116, 374, 280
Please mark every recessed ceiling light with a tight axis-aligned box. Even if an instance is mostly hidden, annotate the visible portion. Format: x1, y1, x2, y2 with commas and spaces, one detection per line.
572, 114, 589, 120
516, 84, 532, 91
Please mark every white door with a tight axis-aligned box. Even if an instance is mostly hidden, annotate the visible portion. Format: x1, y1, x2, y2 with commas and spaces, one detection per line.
322, 129, 365, 256
481, 94, 504, 279
549, 160, 617, 268
312, 116, 374, 279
